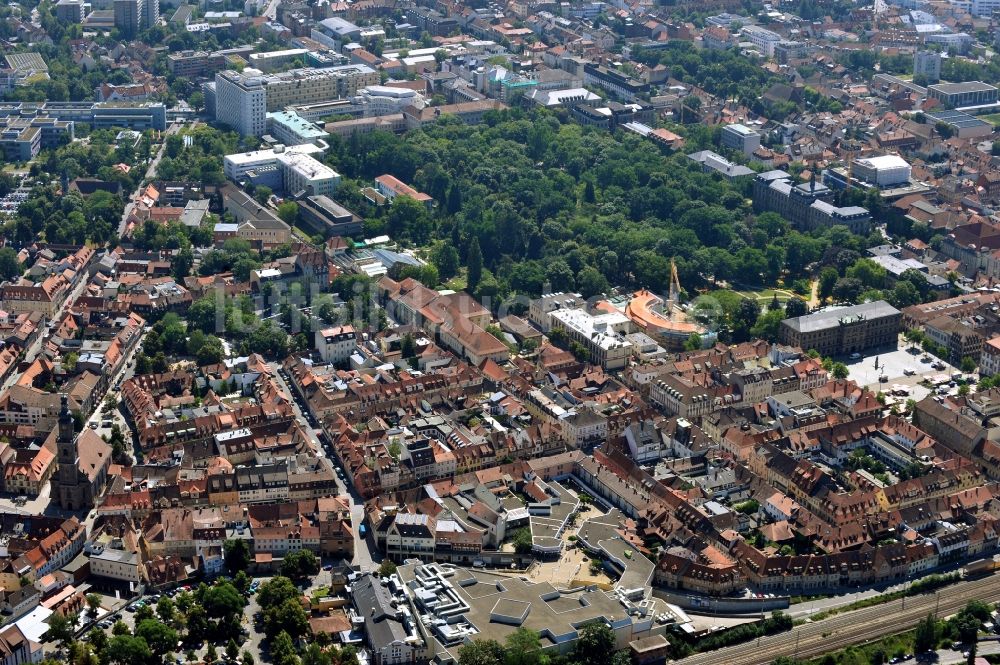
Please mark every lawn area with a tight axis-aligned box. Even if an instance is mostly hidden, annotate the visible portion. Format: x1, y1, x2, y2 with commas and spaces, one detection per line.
292, 225, 318, 243
443, 272, 467, 291
980, 113, 1000, 127
734, 288, 797, 303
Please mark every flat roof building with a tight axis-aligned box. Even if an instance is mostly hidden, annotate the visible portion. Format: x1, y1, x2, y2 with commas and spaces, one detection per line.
396, 563, 673, 658
927, 81, 998, 109
224, 144, 340, 197
0, 100, 166, 131
925, 109, 994, 139
0, 115, 73, 161
297, 195, 363, 238
224, 143, 325, 179
214, 69, 267, 136
853, 155, 911, 188
266, 111, 329, 146
215, 66, 378, 136
741, 25, 781, 56
55, 0, 86, 23
550, 307, 634, 370
279, 150, 340, 198
720, 123, 761, 156
248, 48, 310, 72
913, 50, 941, 83
168, 50, 227, 78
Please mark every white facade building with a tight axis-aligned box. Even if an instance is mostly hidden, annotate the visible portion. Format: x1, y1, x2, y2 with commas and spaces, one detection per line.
357, 85, 427, 116
315, 325, 358, 364
89, 548, 141, 583
279, 151, 340, 197
721, 123, 761, 155
741, 25, 782, 57
224, 144, 340, 197
913, 50, 941, 83
549, 308, 634, 370
982, 337, 1000, 377
224, 144, 324, 180
215, 66, 378, 136
853, 155, 912, 187
215, 69, 267, 137
971, 0, 1000, 17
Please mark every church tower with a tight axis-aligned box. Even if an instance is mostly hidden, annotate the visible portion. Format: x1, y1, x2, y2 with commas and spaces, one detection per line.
56, 394, 80, 508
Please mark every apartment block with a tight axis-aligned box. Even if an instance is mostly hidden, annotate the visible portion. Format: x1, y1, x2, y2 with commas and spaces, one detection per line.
913, 50, 941, 83
114, 0, 139, 37
55, 0, 86, 22
315, 325, 358, 364
167, 50, 226, 78
982, 336, 1000, 377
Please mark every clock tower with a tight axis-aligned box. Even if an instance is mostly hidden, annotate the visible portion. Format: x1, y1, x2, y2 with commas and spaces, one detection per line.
56, 394, 81, 509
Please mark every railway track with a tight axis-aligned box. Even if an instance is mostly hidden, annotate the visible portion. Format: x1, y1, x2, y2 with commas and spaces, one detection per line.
675, 574, 1000, 665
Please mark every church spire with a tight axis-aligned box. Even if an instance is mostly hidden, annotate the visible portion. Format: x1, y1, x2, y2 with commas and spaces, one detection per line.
58, 394, 74, 444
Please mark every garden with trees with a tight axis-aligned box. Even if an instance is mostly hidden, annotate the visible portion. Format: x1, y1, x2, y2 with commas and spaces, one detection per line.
313, 106, 948, 346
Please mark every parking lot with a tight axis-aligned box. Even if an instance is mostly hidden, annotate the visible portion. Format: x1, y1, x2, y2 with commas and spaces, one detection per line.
845, 337, 964, 403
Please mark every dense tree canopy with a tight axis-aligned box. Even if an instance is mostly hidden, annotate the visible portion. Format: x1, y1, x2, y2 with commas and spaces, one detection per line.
321, 109, 878, 316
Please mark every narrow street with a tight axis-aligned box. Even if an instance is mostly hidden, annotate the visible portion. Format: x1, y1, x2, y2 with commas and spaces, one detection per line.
262, 0, 281, 20
0, 271, 91, 395
269, 362, 378, 572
